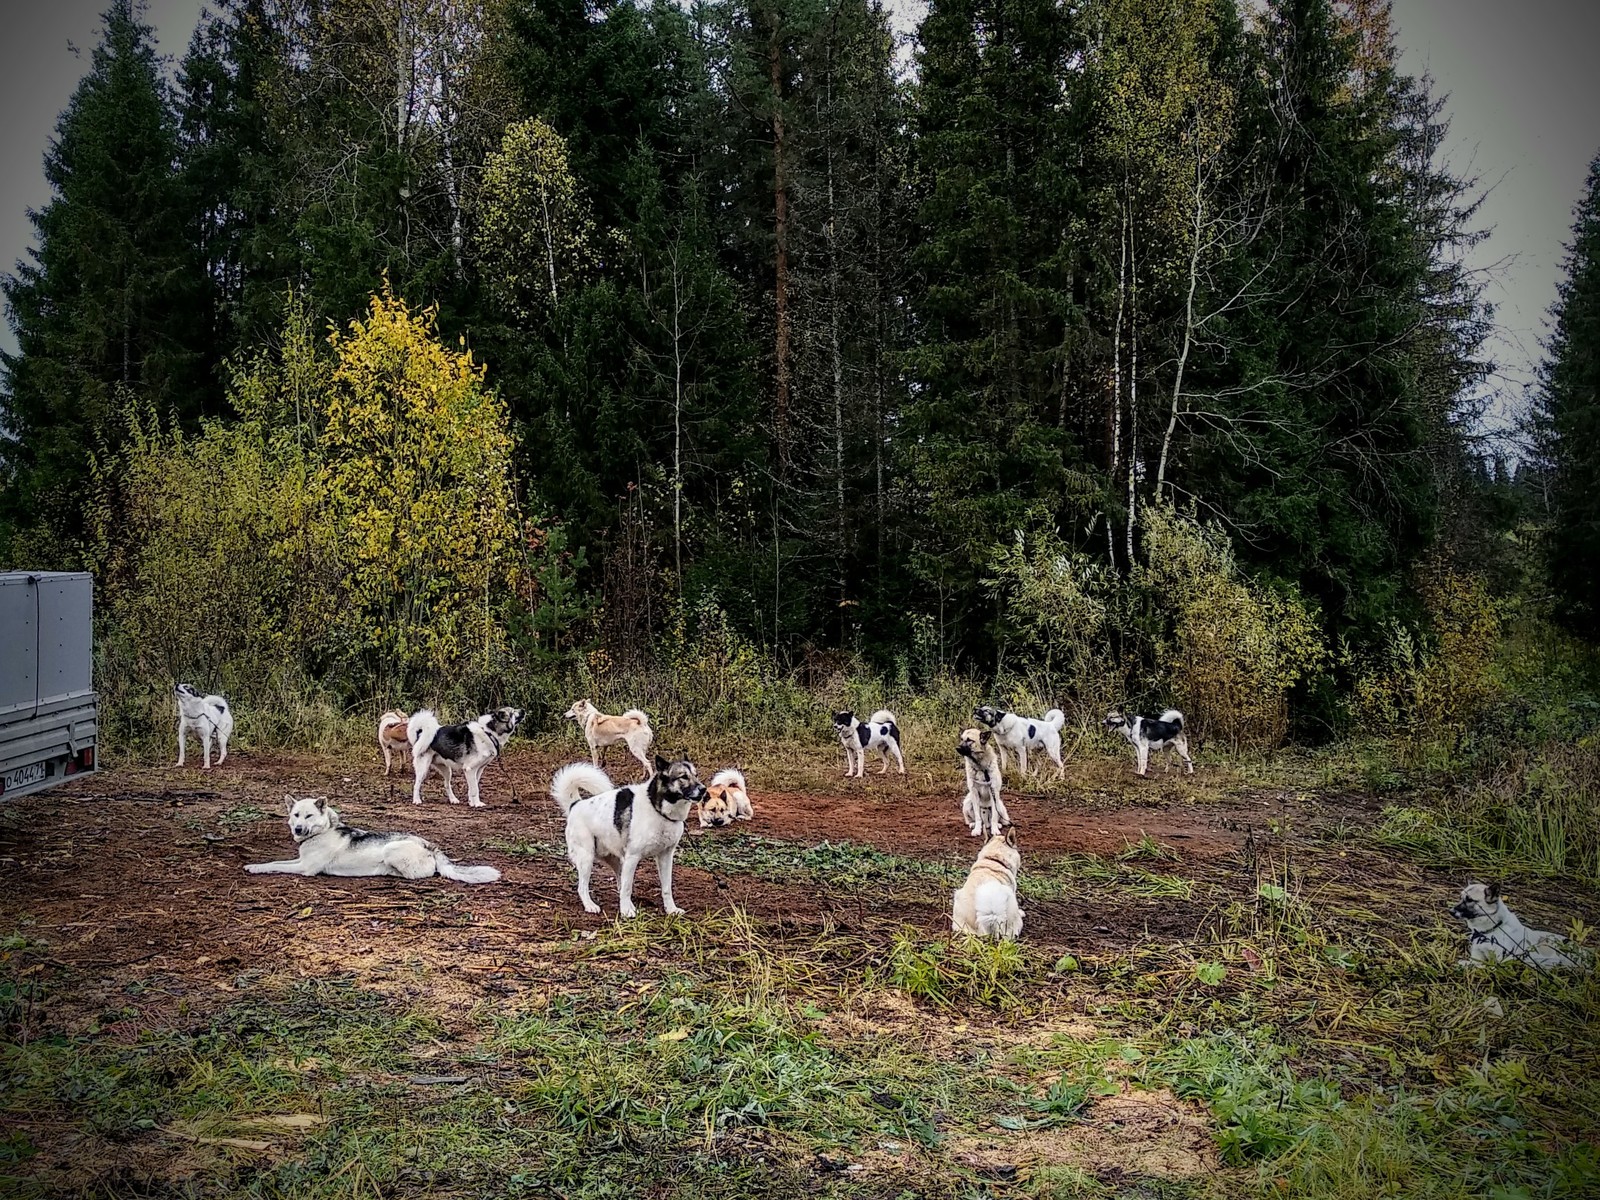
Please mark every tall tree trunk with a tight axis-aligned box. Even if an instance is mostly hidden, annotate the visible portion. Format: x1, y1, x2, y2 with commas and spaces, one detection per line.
769, 16, 791, 468
1109, 203, 1127, 565
1126, 224, 1139, 566
1157, 148, 1205, 499
826, 46, 846, 625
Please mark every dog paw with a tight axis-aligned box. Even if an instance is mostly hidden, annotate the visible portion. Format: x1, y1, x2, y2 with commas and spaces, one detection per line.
664, 905, 686, 917
582, 900, 602, 914
467, 800, 485, 808
244, 864, 266, 873
618, 905, 638, 919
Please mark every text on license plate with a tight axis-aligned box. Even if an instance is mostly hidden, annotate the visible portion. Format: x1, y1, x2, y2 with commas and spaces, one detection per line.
2, 762, 47, 794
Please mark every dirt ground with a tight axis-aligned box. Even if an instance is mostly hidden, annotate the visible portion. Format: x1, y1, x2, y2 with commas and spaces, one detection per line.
8, 739, 1585, 1040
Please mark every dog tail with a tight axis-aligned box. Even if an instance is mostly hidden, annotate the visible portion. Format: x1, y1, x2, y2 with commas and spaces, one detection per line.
1159, 709, 1185, 729
709, 767, 747, 791
407, 709, 440, 750
1043, 708, 1066, 731
974, 882, 1021, 940
621, 708, 652, 728
379, 710, 408, 737
869, 710, 901, 745
434, 851, 501, 884
551, 762, 613, 813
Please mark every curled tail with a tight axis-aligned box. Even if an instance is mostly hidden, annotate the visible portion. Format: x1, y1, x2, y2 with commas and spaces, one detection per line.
1042, 708, 1066, 732
1158, 709, 1185, 729
709, 768, 747, 791
551, 762, 614, 813
869, 710, 901, 745
407, 708, 441, 750
621, 707, 652, 729
379, 711, 408, 737
434, 851, 500, 884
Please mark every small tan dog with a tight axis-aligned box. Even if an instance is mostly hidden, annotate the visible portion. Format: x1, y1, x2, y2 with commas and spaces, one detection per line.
564, 699, 655, 775
956, 727, 1009, 837
952, 824, 1023, 940
699, 768, 754, 828
377, 709, 411, 774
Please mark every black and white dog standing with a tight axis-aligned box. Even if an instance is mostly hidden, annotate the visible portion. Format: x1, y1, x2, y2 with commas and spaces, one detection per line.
550, 755, 706, 917
1104, 708, 1194, 777
245, 796, 501, 882
973, 705, 1066, 777
407, 707, 523, 807
175, 683, 234, 769
833, 709, 905, 777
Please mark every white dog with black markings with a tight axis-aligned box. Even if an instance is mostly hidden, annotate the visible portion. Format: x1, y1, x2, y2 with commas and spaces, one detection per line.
551, 754, 706, 917
406, 707, 523, 807
952, 824, 1024, 940
956, 727, 1009, 837
1450, 882, 1590, 971
1104, 708, 1194, 776
973, 705, 1066, 777
244, 795, 500, 883
175, 683, 234, 769
833, 709, 905, 777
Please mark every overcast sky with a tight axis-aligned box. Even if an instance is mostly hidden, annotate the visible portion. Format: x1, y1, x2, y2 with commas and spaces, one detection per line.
3, 0, 1597, 431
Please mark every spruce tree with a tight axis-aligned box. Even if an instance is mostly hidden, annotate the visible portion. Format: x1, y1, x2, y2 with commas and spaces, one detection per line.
1, 0, 210, 554
1537, 150, 1600, 635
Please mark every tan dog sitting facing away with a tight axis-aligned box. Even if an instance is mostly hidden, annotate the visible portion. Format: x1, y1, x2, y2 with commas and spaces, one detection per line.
952, 824, 1024, 940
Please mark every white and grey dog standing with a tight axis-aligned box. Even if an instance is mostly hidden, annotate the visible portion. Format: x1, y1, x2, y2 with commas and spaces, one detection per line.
245, 796, 501, 882
1104, 708, 1194, 777
973, 705, 1066, 777
174, 683, 234, 769
407, 707, 523, 807
1450, 882, 1589, 970
550, 755, 706, 917
832, 709, 905, 777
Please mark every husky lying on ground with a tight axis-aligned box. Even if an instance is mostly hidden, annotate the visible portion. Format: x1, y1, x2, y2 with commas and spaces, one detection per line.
956, 727, 1009, 837
973, 705, 1066, 777
699, 768, 754, 828
245, 796, 500, 882
952, 824, 1024, 940
833, 709, 904, 777
175, 683, 233, 769
377, 709, 411, 774
1104, 708, 1194, 776
563, 699, 655, 774
1450, 882, 1589, 970
551, 754, 706, 917
407, 707, 523, 806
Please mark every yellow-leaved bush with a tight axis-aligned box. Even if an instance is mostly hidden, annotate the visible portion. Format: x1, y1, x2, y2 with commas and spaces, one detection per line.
1137, 506, 1328, 749
91, 288, 522, 710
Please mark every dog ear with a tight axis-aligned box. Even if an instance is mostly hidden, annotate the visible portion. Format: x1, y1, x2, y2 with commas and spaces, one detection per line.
1485, 881, 1500, 902
654, 752, 670, 775
1002, 822, 1017, 846
284, 794, 295, 813
313, 797, 327, 812
979, 729, 992, 745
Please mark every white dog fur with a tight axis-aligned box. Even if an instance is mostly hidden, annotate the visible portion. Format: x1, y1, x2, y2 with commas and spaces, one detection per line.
833, 709, 904, 777
1104, 708, 1194, 777
952, 825, 1024, 940
957, 727, 1010, 837
1450, 882, 1589, 970
175, 683, 233, 769
407, 707, 523, 807
564, 699, 655, 775
245, 796, 500, 883
551, 756, 705, 917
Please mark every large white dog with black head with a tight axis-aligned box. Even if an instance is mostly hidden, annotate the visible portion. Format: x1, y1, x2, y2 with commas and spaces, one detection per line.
973, 705, 1066, 778
174, 683, 233, 769
245, 796, 500, 882
551, 755, 706, 917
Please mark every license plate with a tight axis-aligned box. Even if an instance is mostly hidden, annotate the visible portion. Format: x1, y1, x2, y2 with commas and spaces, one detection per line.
2, 762, 48, 795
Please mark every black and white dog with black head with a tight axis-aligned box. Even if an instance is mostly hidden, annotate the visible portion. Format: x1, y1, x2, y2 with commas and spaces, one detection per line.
1104, 708, 1194, 777
551, 756, 707, 917
1450, 882, 1589, 970
175, 683, 234, 769
407, 707, 524, 806
973, 705, 1066, 777
833, 709, 905, 777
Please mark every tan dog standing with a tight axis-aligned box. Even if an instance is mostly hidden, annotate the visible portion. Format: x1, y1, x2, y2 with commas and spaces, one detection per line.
952, 824, 1024, 940
956, 727, 1009, 837
564, 700, 656, 775
699, 768, 754, 828
378, 709, 411, 774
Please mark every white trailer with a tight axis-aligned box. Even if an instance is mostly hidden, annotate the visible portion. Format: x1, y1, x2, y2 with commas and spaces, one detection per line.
0, 571, 99, 800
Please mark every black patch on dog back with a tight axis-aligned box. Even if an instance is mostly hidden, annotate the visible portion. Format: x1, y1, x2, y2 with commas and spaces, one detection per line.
1140, 715, 1183, 744
1027, 723, 1036, 739
343, 827, 394, 847
430, 723, 474, 763
612, 788, 635, 832
887, 722, 901, 745
856, 723, 871, 747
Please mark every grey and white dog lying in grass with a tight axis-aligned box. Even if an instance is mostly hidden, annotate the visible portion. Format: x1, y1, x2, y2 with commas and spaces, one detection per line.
245, 796, 501, 883
1450, 882, 1589, 970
